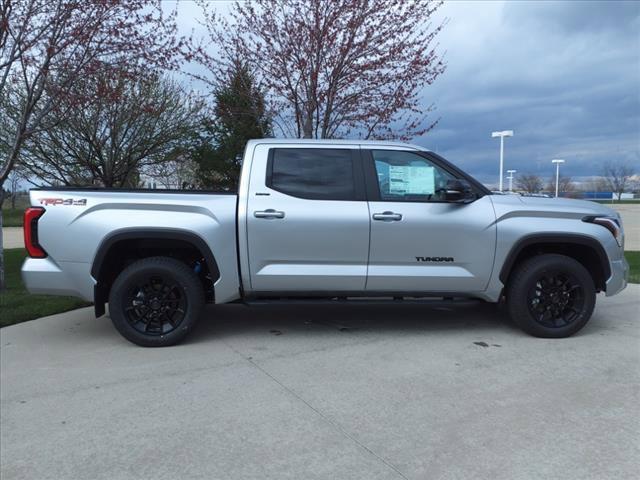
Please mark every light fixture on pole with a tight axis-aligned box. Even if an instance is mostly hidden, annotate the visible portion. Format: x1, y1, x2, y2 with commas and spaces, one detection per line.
507, 169, 517, 192
491, 130, 514, 191
552, 159, 565, 198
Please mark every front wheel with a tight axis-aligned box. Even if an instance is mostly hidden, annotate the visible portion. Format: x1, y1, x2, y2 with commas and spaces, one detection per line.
507, 254, 596, 338
108, 256, 204, 347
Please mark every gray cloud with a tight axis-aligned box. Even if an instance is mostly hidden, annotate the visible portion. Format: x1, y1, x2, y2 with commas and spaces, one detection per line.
419, 0, 640, 184
503, 0, 640, 35
173, 0, 640, 185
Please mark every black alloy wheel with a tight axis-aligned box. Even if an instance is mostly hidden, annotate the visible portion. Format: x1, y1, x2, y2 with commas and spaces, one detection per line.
109, 257, 204, 347
526, 270, 585, 329
507, 254, 596, 338
125, 275, 188, 335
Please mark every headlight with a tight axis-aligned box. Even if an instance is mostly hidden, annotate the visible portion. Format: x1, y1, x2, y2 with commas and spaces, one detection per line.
583, 216, 623, 247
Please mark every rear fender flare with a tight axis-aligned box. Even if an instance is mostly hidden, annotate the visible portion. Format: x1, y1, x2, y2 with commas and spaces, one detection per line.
91, 228, 220, 316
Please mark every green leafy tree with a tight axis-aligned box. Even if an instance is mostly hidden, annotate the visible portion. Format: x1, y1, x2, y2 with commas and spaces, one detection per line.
194, 62, 271, 190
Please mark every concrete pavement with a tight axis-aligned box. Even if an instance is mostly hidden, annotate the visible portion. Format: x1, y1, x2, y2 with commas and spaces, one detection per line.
1, 227, 23, 249
615, 204, 640, 250
1, 285, 639, 480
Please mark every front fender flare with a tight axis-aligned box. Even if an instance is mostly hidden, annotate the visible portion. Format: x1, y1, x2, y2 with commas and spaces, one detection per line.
498, 233, 611, 285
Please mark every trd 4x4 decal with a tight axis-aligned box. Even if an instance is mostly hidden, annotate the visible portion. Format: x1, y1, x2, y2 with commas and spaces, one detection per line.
38, 198, 87, 206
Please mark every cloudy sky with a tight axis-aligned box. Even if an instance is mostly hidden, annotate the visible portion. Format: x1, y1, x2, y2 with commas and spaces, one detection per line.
174, 0, 640, 185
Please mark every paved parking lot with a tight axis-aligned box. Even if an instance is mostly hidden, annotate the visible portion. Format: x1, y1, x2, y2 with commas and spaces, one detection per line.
1, 285, 638, 480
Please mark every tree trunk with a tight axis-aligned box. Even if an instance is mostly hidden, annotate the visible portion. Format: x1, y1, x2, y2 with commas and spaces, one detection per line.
302, 115, 313, 138
0, 208, 4, 292
302, 100, 315, 138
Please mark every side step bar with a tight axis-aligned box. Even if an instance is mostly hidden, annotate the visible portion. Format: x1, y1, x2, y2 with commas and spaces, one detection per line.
242, 297, 484, 307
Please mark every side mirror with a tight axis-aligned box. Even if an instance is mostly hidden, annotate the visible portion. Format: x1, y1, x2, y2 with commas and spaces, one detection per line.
444, 179, 474, 203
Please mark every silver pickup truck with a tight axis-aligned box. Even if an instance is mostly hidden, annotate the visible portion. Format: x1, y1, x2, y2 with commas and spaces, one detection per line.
22, 139, 628, 346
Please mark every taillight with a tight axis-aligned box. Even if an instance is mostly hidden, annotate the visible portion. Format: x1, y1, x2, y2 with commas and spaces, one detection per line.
23, 207, 47, 258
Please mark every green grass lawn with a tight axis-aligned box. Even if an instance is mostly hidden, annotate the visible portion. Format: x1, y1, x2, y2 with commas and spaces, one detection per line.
1, 208, 23, 227
0, 248, 90, 328
589, 199, 639, 205
2, 195, 30, 227
626, 251, 640, 285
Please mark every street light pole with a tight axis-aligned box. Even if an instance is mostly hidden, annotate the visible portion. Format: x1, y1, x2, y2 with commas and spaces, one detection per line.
499, 137, 504, 191
491, 130, 514, 191
552, 159, 565, 198
507, 169, 517, 192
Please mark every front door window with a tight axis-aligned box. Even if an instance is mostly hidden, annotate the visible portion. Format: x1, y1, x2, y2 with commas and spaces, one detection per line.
372, 150, 456, 202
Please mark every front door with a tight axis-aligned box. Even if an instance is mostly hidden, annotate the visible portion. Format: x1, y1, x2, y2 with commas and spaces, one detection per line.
364, 149, 497, 293
246, 144, 370, 293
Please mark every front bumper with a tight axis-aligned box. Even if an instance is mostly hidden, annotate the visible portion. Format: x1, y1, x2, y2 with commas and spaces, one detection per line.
606, 257, 629, 297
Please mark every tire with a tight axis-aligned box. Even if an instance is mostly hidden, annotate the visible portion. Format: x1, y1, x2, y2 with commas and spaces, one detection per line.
507, 254, 596, 338
108, 256, 204, 347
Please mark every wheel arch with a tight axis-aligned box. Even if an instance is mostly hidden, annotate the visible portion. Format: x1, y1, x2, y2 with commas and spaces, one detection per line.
499, 234, 611, 293
91, 228, 220, 317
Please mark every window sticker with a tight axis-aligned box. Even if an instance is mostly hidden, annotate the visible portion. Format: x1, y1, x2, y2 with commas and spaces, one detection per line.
388, 165, 435, 195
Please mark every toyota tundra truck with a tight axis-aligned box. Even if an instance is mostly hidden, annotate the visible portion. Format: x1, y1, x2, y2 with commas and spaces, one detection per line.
21, 139, 629, 346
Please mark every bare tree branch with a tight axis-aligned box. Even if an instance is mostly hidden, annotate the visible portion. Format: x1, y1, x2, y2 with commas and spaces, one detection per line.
22, 72, 202, 188
194, 0, 446, 140
602, 160, 635, 200
0, 0, 184, 187
516, 174, 544, 194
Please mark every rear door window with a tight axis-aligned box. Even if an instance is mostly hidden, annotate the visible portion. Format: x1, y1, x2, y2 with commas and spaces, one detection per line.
267, 148, 358, 200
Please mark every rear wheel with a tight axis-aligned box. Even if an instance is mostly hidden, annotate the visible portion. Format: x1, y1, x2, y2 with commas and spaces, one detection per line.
108, 256, 204, 347
507, 254, 596, 338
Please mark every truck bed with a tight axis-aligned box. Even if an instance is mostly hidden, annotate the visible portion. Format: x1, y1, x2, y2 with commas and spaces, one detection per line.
23, 188, 241, 304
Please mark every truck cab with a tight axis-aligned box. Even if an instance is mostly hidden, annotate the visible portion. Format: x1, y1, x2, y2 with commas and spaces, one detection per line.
239, 140, 494, 296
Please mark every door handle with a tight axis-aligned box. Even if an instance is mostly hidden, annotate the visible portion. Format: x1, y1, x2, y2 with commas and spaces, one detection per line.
372, 211, 403, 221
254, 209, 285, 219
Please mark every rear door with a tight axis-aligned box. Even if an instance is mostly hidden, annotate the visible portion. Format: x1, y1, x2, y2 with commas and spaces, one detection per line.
364, 148, 497, 293
245, 143, 370, 293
